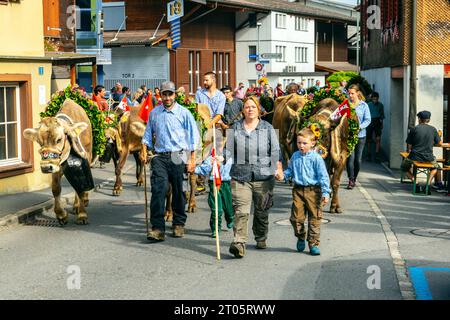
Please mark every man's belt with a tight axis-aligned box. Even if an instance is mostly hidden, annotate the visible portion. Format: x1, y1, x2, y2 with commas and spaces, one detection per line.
156, 150, 183, 156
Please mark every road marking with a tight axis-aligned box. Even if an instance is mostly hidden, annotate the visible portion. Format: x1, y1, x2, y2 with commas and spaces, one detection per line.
357, 182, 416, 300
408, 267, 450, 300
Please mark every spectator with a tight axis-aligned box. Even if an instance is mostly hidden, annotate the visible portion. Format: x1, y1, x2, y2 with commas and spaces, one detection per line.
298, 81, 307, 95
221, 85, 243, 126
286, 82, 300, 95
366, 92, 385, 162
92, 85, 108, 111
234, 82, 246, 100
401, 111, 445, 192
313, 80, 321, 91
275, 83, 284, 98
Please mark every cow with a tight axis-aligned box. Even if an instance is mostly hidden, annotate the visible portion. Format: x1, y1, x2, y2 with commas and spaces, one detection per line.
23, 98, 93, 225
271, 93, 308, 164
272, 96, 355, 214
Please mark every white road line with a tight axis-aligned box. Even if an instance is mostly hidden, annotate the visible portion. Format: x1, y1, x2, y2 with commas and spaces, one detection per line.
357, 182, 416, 300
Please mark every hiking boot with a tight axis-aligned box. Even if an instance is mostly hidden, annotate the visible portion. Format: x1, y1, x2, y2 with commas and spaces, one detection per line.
147, 229, 165, 242
172, 225, 185, 238
346, 179, 355, 190
256, 240, 267, 249
229, 242, 245, 258
310, 246, 321, 256
296, 239, 306, 252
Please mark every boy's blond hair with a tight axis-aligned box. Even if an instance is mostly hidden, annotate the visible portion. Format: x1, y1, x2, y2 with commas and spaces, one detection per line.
297, 127, 317, 143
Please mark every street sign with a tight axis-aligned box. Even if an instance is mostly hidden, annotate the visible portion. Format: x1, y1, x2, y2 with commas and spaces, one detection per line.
260, 53, 282, 59
248, 54, 259, 59
167, 0, 184, 23
255, 63, 263, 71
259, 59, 270, 64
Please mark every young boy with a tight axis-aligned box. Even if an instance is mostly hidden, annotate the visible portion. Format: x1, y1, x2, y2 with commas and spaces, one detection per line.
279, 128, 331, 255
195, 149, 234, 238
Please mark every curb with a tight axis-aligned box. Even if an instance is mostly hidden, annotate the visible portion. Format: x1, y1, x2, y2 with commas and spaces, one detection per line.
0, 164, 134, 230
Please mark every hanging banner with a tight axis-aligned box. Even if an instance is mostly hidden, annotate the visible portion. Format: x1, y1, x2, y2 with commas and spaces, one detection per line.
170, 18, 181, 49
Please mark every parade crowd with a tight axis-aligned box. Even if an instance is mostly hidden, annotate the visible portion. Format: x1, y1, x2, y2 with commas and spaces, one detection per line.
86, 72, 448, 259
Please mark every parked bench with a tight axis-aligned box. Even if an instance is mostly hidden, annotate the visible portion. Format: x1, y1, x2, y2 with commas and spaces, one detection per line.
399, 152, 445, 196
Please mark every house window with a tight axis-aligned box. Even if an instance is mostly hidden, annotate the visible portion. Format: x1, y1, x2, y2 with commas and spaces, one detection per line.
0, 75, 34, 179
295, 17, 308, 31
214, 51, 230, 87
276, 13, 286, 29
189, 51, 201, 94
276, 45, 286, 62
248, 45, 257, 62
0, 85, 20, 165
103, 2, 126, 31
295, 47, 308, 63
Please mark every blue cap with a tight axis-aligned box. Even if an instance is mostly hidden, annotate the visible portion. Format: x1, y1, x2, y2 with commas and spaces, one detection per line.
417, 111, 431, 119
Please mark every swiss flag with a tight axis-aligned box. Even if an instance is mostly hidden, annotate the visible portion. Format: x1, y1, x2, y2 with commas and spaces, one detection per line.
211, 147, 222, 189
138, 94, 154, 123
330, 99, 351, 121
117, 95, 130, 112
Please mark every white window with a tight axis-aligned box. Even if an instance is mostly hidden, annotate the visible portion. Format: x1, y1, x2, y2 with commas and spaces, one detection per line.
196, 51, 200, 91
276, 45, 286, 62
295, 17, 309, 31
0, 85, 21, 165
189, 51, 194, 94
295, 47, 308, 63
248, 45, 257, 62
276, 13, 286, 29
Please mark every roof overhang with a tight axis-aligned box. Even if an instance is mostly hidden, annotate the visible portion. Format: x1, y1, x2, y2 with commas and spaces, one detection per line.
0, 53, 96, 65
103, 29, 170, 47
315, 61, 358, 73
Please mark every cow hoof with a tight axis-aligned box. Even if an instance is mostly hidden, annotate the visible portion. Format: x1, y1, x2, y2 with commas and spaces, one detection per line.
330, 207, 343, 214
73, 207, 79, 215
75, 214, 89, 225
113, 189, 121, 196
187, 206, 196, 213
57, 214, 69, 226
164, 212, 173, 222
136, 181, 143, 187
83, 200, 89, 207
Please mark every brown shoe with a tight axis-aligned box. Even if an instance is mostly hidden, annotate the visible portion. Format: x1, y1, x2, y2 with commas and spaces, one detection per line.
172, 225, 185, 238
229, 242, 245, 258
256, 240, 267, 249
147, 229, 165, 242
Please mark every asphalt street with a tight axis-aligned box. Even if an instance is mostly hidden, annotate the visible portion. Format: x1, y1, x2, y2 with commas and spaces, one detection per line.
0, 159, 448, 300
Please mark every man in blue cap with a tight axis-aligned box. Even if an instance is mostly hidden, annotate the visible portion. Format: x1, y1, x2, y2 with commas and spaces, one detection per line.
401, 110, 445, 192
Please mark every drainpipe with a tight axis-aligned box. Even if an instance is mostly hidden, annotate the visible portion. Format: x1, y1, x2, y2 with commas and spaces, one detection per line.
408, 0, 417, 129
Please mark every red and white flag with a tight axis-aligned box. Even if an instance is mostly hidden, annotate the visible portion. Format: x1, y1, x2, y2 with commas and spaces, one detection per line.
330, 99, 351, 121
138, 94, 154, 123
211, 147, 222, 189
117, 95, 130, 111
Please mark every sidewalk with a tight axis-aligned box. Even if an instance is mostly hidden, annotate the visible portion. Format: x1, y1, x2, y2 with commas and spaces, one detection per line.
0, 160, 131, 228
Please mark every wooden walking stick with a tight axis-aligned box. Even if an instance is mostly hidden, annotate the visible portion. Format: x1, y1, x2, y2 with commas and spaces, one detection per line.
212, 127, 221, 260
143, 159, 149, 235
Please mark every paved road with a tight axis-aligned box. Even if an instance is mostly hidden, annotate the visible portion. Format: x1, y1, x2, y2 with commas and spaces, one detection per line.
0, 160, 448, 300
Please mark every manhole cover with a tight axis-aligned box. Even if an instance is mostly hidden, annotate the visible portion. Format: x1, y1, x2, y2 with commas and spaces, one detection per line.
25, 218, 61, 227
411, 228, 450, 239
274, 218, 330, 225
111, 200, 146, 206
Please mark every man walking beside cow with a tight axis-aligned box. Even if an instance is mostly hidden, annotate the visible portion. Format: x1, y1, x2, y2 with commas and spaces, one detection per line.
141, 81, 200, 242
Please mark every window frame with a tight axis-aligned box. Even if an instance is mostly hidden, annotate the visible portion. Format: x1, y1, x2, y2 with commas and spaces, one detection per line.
276, 13, 286, 29
0, 74, 34, 179
248, 45, 257, 62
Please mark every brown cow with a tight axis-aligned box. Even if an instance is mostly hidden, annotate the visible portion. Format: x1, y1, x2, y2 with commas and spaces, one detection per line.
272, 96, 355, 214
23, 99, 93, 225
271, 93, 308, 163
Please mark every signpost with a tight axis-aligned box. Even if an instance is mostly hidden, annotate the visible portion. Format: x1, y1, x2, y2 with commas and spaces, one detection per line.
260, 53, 282, 59
255, 63, 263, 72
259, 59, 270, 64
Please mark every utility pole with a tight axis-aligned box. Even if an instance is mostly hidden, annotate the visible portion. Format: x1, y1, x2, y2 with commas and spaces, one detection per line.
257, 22, 262, 80
356, 0, 360, 73
408, 0, 417, 129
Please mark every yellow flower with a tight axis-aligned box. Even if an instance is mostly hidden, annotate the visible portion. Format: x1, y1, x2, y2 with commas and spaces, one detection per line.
310, 124, 321, 138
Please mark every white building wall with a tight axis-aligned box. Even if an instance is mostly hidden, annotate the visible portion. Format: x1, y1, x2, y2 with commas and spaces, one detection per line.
417, 64, 444, 159
236, 11, 316, 88
362, 67, 408, 168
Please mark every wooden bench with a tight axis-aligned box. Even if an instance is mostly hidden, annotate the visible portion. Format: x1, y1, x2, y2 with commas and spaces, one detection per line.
399, 152, 443, 196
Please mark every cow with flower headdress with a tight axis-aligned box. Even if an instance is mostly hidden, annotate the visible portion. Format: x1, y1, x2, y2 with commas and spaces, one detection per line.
272, 87, 359, 213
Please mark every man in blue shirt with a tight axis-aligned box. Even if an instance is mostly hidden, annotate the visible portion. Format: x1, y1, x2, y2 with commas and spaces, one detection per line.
142, 81, 200, 242
366, 92, 385, 162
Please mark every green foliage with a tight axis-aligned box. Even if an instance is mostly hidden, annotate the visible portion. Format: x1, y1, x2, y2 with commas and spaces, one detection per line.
175, 92, 207, 139
40, 86, 107, 157
347, 75, 373, 98
327, 71, 358, 88
298, 87, 360, 155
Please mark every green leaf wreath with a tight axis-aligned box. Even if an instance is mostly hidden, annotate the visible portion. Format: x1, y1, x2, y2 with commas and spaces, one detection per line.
175, 92, 207, 139
40, 85, 107, 157
299, 87, 360, 154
